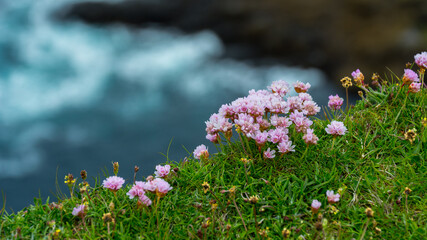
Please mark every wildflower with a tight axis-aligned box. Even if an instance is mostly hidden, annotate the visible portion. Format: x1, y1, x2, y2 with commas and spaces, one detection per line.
154, 164, 171, 178
282, 228, 291, 238
325, 121, 347, 136
340, 76, 352, 88
422, 117, 427, 127
80, 170, 87, 181
102, 213, 115, 224
102, 176, 125, 192
372, 73, 379, 81
153, 178, 173, 197
365, 207, 374, 218
311, 200, 321, 214
402, 69, 419, 85
206, 133, 219, 143
248, 195, 259, 204
240, 158, 251, 164
404, 129, 417, 143
326, 190, 340, 203
408, 82, 421, 93
193, 144, 209, 160
229, 186, 236, 196
351, 69, 365, 86
201, 181, 210, 193
294, 81, 311, 93
127, 182, 146, 199
139, 194, 152, 206
113, 162, 119, 176
328, 94, 344, 110
404, 187, 412, 195
253, 131, 269, 145
303, 129, 319, 145
259, 227, 269, 238
72, 204, 87, 218
263, 148, 276, 159
268, 80, 290, 97
278, 140, 296, 153
64, 174, 75, 187
303, 100, 320, 116
414, 51, 427, 69
329, 205, 339, 214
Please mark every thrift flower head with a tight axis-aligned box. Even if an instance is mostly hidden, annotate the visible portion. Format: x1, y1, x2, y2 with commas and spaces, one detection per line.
408, 82, 421, 93
154, 164, 171, 178
72, 204, 87, 218
193, 144, 209, 160
153, 178, 173, 197
414, 51, 427, 69
263, 148, 276, 159
311, 199, 321, 213
326, 190, 340, 203
268, 80, 290, 97
328, 94, 344, 110
103, 176, 125, 192
294, 81, 311, 93
404, 128, 417, 143
325, 121, 347, 136
402, 69, 419, 85
351, 69, 364, 86
127, 181, 146, 199
303, 129, 319, 145
340, 76, 352, 88
278, 140, 295, 153
139, 194, 152, 206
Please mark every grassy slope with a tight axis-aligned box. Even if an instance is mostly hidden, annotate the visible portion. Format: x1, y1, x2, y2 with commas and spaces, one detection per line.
1, 75, 426, 239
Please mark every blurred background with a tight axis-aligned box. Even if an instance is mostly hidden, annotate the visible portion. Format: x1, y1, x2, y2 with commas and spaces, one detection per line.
0, 0, 426, 211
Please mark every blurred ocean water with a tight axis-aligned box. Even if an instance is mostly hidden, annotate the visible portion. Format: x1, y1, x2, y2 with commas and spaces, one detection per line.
0, 0, 330, 211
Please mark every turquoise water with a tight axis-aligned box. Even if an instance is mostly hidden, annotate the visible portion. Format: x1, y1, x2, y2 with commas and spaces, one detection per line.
0, 0, 333, 211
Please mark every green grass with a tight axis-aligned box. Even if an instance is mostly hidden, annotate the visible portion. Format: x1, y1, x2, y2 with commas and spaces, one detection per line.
1, 71, 426, 239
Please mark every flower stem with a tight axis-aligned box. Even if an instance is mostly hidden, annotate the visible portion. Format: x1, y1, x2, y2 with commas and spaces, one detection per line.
253, 205, 260, 238
232, 197, 247, 232
359, 218, 370, 240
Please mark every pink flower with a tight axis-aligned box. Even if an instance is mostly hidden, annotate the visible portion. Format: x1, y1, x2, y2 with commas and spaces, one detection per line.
139, 194, 152, 206
127, 181, 146, 199
293, 116, 313, 133
402, 69, 419, 85
414, 51, 427, 69
270, 115, 292, 128
193, 144, 209, 160
326, 190, 340, 203
263, 148, 276, 159
328, 94, 344, 111
268, 80, 290, 97
351, 69, 364, 85
141, 180, 157, 192
325, 121, 347, 136
303, 129, 319, 145
277, 141, 295, 154
154, 165, 171, 178
103, 176, 125, 192
408, 82, 421, 93
153, 178, 173, 197
206, 133, 220, 143
311, 200, 321, 213
268, 128, 289, 144
287, 96, 303, 112
253, 131, 269, 145
294, 81, 311, 93
72, 204, 87, 218
298, 93, 313, 102
303, 100, 320, 116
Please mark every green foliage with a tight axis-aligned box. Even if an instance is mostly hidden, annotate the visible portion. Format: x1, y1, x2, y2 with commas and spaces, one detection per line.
1, 73, 426, 239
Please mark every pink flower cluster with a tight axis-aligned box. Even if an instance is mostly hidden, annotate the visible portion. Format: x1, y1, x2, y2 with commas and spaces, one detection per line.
351, 69, 364, 85
103, 176, 125, 192
155, 164, 171, 178
127, 165, 173, 206
193, 144, 209, 160
205, 80, 321, 159
414, 51, 427, 69
402, 69, 419, 85
325, 121, 347, 136
326, 190, 340, 203
328, 94, 344, 110
311, 199, 321, 213
72, 204, 87, 218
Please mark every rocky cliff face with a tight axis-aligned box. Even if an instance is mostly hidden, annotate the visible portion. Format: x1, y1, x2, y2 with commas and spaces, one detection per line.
58, 0, 427, 79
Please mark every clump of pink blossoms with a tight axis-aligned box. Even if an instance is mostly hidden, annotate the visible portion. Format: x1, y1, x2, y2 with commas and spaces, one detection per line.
326, 190, 340, 203
303, 129, 319, 145
294, 81, 311, 93
325, 121, 347, 136
154, 164, 171, 178
72, 204, 87, 218
402, 69, 419, 85
193, 144, 209, 160
351, 69, 364, 85
103, 176, 125, 192
311, 199, 321, 213
328, 94, 344, 110
263, 148, 276, 159
408, 82, 421, 93
414, 51, 427, 69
